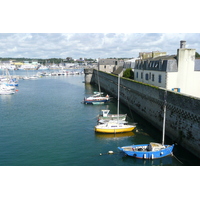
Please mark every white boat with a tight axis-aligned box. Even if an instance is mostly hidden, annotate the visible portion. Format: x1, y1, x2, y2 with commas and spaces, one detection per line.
0, 69, 18, 86
0, 90, 15, 95
84, 95, 110, 104
23, 76, 30, 80
0, 84, 15, 95
29, 75, 38, 79
95, 74, 136, 133
84, 73, 110, 104
97, 110, 127, 122
1, 84, 15, 90
38, 65, 49, 70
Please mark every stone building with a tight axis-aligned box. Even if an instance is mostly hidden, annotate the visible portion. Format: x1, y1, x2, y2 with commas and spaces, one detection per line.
98, 58, 124, 73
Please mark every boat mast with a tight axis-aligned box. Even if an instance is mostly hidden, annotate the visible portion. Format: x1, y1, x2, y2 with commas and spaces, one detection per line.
97, 69, 101, 97
117, 74, 120, 122
162, 90, 167, 146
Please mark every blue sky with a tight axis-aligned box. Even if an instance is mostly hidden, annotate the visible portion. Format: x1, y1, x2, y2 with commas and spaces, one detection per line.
0, 33, 200, 59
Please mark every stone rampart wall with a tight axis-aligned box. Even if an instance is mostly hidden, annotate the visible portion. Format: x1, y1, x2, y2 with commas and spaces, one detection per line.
92, 70, 200, 158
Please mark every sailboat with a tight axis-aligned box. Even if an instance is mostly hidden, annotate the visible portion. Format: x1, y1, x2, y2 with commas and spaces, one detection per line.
118, 90, 174, 159
83, 94, 110, 104
84, 70, 110, 104
94, 74, 136, 133
1, 69, 18, 86
0, 84, 15, 95
97, 109, 127, 123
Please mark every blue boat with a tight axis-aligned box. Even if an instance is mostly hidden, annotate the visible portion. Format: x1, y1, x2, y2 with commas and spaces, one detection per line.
118, 143, 174, 159
5, 82, 18, 86
118, 90, 174, 159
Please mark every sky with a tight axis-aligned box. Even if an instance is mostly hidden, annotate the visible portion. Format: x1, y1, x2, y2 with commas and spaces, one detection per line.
0, 33, 200, 60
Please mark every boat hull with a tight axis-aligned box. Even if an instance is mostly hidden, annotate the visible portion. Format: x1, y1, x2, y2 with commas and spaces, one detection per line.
4, 83, 18, 86
84, 99, 109, 104
95, 126, 135, 133
118, 144, 174, 159
0, 90, 15, 95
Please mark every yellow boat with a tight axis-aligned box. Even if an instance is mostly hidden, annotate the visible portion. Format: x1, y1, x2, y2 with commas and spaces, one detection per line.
94, 121, 136, 133
94, 74, 136, 134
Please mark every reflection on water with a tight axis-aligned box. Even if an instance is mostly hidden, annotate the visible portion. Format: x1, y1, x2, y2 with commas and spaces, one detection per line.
121, 154, 176, 166
95, 131, 135, 139
1, 70, 199, 166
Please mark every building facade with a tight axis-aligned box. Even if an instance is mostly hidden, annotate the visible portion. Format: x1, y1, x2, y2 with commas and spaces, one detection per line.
98, 58, 124, 73
134, 41, 200, 98
123, 58, 138, 70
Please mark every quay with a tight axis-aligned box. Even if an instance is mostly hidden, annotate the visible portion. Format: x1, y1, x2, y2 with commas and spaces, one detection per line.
83, 41, 200, 159
84, 69, 200, 159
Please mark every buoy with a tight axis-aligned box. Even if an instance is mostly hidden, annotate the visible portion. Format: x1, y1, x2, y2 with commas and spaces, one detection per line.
99, 153, 102, 156
108, 151, 114, 154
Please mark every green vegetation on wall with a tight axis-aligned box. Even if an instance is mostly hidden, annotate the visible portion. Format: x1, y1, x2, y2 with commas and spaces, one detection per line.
123, 68, 134, 79
195, 52, 200, 58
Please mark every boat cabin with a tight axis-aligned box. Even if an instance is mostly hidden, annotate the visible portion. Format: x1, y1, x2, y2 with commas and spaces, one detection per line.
147, 143, 165, 151
102, 110, 110, 117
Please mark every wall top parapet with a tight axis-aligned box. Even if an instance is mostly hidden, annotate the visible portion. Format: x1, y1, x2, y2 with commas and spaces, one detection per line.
84, 68, 94, 74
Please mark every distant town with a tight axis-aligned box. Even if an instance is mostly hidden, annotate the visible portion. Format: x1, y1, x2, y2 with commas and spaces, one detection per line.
1, 41, 200, 98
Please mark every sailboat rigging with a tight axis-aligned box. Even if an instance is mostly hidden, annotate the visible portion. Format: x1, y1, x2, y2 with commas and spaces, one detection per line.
83, 70, 110, 104
94, 74, 136, 133
118, 90, 174, 159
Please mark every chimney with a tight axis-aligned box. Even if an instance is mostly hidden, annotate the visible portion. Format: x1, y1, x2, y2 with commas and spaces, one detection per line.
180, 40, 186, 48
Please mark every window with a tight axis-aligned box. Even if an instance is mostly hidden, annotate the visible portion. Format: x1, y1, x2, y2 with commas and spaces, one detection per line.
136, 72, 138, 78
104, 65, 106, 69
158, 75, 162, 83
152, 74, 155, 81
145, 73, 148, 80
141, 72, 143, 79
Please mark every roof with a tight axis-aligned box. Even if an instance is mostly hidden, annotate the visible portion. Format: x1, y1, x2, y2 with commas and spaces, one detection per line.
112, 66, 123, 75
141, 55, 177, 61
135, 55, 178, 72
99, 59, 118, 65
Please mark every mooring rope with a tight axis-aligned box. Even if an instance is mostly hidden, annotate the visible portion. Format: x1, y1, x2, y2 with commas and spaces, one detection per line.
172, 154, 183, 165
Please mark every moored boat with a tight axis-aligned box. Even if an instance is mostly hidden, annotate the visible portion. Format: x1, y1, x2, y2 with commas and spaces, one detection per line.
94, 73, 136, 133
98, 109, 127, 121
84, 95, 110, 104
95, 120, 136, 133
0, 90, 15, 95
118, 90, 174, 159
0, 84, 15, 95
118, 143, 174, 159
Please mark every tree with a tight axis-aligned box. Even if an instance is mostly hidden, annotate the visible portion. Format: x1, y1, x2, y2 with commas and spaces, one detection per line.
195, 52, 200, 58
123, 68, 134, 79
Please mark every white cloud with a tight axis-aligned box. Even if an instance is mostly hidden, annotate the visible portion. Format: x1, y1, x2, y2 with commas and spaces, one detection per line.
0, 33, 200, 59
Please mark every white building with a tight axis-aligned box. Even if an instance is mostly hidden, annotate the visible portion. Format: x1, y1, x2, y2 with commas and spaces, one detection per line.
134, 41, 200, 98
123, 58, 138, 70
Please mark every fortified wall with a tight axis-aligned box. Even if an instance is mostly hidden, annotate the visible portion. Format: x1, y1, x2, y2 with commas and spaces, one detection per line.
85, 69, 200, 159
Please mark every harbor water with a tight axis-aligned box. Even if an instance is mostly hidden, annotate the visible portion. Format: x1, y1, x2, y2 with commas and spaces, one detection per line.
0, 70, 199, 166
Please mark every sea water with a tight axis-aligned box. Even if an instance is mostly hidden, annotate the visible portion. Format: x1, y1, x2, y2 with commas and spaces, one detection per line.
0, 70, 199, 166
